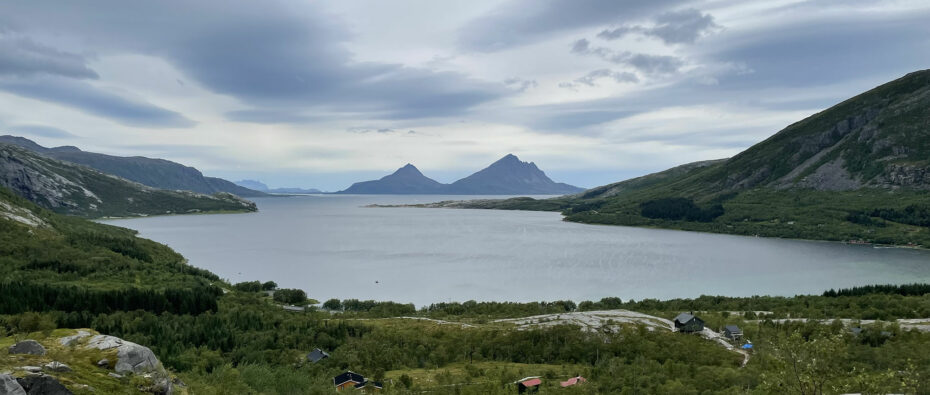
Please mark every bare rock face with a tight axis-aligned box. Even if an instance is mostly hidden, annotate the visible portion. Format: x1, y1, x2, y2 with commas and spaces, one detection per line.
0, 374, 26, 395
84, 335, 164, 375
15, 375, 72, 395
8, 340, 46, 356
57, 331, 90, 347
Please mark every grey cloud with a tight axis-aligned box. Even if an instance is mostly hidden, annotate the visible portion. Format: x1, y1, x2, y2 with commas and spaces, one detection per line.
559, 69, 638, 90
572, 41, 684, 75
346, 127, 398, 134
226, 110, 316, 124
0, 35, 98, 79
0, 77, 195, 128
4, 124, 77, 138
458, 0, 686, 52
0, 1, 505, 122
504, 77, 538, 92
598, 8, 719, 45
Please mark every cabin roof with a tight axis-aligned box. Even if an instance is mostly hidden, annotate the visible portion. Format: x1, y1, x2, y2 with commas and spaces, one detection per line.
674, 313, 695, 323
725, 325, 742, 333
560, 376, 586, 387
518, 378, 542, 387
333, 371, 365, 386
308, 348, 330, 363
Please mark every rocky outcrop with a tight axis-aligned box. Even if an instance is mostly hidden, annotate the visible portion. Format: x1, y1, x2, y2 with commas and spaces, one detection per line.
8, 341, 45, 356
57, 331, 90, 347
42, 362, 70, 373
84, 335, 163, 375
0, 374, 26, 395
14, 375, 72, 395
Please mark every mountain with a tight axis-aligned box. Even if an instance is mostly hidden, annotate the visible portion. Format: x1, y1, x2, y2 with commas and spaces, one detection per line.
448, 154, 584, 195
0, 143, 257, 218
235, 179, 323, 194
460, 70, 930, 246
0, 135, 267, 197
337, 155, 583, 195
339, 164, 446, 194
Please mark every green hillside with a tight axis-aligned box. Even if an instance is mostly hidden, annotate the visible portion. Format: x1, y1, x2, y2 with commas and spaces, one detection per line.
456, 70, 930, 246
0, 143, 257, 218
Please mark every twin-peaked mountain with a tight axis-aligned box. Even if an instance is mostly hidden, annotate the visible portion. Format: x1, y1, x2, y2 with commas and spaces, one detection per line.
338, 154, 584, 195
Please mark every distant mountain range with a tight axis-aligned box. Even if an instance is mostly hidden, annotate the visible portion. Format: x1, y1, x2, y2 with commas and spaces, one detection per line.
234, 179, 322, 194
458, 70, 930, 246
0, 136, 266, 197
338, 154, 584, 195
0, 143, 256, 218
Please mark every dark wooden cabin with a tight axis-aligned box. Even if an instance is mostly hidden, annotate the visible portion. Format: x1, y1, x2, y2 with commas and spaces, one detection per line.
673, 312, 705, 333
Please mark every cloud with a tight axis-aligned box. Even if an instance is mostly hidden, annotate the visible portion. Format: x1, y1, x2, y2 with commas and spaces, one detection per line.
597, 8, 720, 45
559, 69, 639, 90
0, 1, 506, 122
4, 124, 77, 138
0, 77, 195, 128
503, 77, 538, 92
457, 0, 686, 52
225, 110, 316, 124
570, 39, 685, 75
0, 34, 98, 79
347, 127, 398, 134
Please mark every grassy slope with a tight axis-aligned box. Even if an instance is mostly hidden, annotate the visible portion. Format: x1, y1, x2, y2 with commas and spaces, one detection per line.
454, 72, 930, 246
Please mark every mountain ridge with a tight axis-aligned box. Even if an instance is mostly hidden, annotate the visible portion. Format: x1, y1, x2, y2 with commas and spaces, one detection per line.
337, 155, 583, 195
0, 135, 267, 197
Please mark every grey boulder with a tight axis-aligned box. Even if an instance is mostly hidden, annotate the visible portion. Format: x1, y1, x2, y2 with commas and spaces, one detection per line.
0, 374, 26, 395
43, 362, 71, 373
8, 341, 45, 356
15, 375, 72, 395
84, 335, 163, 375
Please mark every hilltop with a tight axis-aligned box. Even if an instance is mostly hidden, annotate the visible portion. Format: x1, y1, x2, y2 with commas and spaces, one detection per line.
445, 70, 930, 246
339, 163, 447, 194
0, 135, 266, 197
0, 143, 256, 218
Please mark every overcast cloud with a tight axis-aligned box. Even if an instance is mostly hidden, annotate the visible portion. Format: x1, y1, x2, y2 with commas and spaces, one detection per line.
0, 0, 928, 190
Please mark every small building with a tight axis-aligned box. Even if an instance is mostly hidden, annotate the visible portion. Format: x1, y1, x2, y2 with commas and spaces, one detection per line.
515, 377, 541, 394
307, 348, 329, 363
560, 376, 586, 387
673, 312, 705, 333
354, 381, 383, 392
723, 325, 743, 341
333, 371, 365, 391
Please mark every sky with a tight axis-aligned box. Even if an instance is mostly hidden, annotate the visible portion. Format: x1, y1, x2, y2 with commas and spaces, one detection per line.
0, 0, 928, 191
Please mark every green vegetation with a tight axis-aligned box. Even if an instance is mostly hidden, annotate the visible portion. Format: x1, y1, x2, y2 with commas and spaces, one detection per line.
4, 185, 930, 393
0, 143, 257, 218
444, 71, 930, 247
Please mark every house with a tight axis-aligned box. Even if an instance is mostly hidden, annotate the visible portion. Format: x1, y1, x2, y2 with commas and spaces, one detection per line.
333, 371, 365, 391
515, 377, 541, 393
723, 325, 743, 341
673, 312, 705, 333
307, 348, 329, 363
353, 381, 383, 392
560, 376, 586, 387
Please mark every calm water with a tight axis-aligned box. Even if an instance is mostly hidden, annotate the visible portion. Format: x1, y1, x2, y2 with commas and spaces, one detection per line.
101, 195, 930, 306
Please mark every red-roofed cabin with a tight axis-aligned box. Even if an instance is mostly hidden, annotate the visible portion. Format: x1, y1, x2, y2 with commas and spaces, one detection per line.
561, 376, 586, 387
516, 377, 541, 393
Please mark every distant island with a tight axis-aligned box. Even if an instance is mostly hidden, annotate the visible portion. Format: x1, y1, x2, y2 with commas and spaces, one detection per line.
235, 179, 323, 194
338, 154, 584, 195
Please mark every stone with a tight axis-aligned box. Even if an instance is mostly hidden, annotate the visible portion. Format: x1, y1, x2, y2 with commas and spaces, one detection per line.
58, 331, 90, 347
0, 374, 26, 395
43, 362, 71, 373
15, 375, 72, 395
17, 367, 41, 374
107, 373, 123, 379
84, 336, 162, 375
96, 359, 109, 368
8, 340, 46, 356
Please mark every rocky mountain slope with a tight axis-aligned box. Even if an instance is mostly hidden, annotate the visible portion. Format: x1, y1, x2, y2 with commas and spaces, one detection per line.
339, 164, 446, 194
0, 143, 256, 218
452, 70, 930, 246
0, 136, 266, 197
448, 154, 584, 195
338, 155, 583, 195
